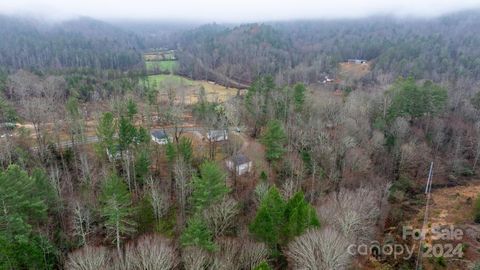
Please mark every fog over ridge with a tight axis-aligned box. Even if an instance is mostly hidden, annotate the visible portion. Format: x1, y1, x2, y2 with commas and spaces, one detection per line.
1, 0, 480, 22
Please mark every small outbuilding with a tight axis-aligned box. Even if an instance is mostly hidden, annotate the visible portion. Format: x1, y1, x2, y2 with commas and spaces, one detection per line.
226, 153, 252, 176
151, 130, 170, 145
207, 130, 228, 142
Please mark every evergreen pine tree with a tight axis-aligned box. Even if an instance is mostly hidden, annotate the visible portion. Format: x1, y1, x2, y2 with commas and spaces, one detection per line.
180, 216, 216, 251
96, 112, 116, 156
261, 120, 286, 162
249, 186, 286, 246
165, 140, 177, 163
283, 191, 320, 241
191, 161, 229, 211
178, 136, 193, 162
100, 174, 137, 255
0, 165, 57, 269
293, 83, 306, 112
118, 116, 137, 153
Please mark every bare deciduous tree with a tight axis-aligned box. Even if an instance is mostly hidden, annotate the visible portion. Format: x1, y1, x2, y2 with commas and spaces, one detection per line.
123, 234, 177, 270
237, 239, 269, 270
145, 177, 170, 222
65, 245, 110, 270
182, 246, 210, 270
72, 201, 93, 246
212, 238, 239, 269
202, 197, 239, 237
318, 186, 383, 243
174, 157, 192, 227
209, 238, 269, 270
254, 181, 270, 205
286, 227, 351, 270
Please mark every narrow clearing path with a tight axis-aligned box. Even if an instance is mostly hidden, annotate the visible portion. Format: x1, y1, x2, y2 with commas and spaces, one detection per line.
409, 181, 480, 269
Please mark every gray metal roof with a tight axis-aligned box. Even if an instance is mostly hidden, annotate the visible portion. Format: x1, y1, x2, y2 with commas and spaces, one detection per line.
151, 130, 168, 139
208, 130, 227, 136
230, 153, 250, 165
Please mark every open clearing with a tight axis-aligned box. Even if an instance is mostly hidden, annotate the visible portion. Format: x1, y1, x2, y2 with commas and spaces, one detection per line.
147, 74, 240, 103
145, 60, 178, 73
144, 50, 179, 73
409, 181, 480, 269
338, 61, 371, 80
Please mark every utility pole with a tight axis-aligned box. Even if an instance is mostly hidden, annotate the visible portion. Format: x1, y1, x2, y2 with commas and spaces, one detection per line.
415, 161, 434, 270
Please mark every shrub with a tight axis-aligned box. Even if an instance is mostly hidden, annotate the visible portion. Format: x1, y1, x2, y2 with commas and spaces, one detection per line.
473, 194, 480, 223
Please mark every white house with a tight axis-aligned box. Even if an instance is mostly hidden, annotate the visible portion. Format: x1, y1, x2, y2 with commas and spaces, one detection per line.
347, 59, 367, 64
207, 130, 228, 142
151, 130, 170, 145
226, 154, 252, 176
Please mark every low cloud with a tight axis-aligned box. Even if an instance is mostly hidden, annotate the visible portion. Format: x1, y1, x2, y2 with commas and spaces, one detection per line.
1, 0, 480, 22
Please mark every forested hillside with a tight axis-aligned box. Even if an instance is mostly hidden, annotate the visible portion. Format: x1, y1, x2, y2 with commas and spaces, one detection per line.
176, 11, 480, 85
0, 16, 145, 71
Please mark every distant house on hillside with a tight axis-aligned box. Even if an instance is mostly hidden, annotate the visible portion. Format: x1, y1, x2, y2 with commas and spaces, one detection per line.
207, 130, 228, 142
151, 130, 170, 145
347, 59, 367, 64
322, 75, 335, 83
226, 153, 252, 176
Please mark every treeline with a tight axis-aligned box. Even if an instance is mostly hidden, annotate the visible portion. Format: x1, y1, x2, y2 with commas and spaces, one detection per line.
176, 10, 480, 85
4, 11, 480, 85
0, 16, 145, 71
176, 23, 292, 85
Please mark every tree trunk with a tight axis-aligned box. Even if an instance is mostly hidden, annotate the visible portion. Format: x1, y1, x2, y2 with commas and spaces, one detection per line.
116, 220, 121, 258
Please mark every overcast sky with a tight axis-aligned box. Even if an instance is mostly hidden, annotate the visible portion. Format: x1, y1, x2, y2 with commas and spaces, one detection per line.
1, 0, 480, 22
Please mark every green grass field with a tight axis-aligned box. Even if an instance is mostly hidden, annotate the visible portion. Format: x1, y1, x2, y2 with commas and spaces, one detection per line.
147, 74, 194, 87
145, 60, 178, 73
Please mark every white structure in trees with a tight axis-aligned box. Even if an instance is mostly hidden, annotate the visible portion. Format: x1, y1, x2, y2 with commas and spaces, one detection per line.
151, 130, 170, 145
207, 130, 228, 142
226, 153, 252, 176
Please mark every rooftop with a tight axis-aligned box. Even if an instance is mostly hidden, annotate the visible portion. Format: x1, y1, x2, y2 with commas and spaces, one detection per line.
229, 153, 251, 165
151, 130, 168, 139
208, 129, 227, 135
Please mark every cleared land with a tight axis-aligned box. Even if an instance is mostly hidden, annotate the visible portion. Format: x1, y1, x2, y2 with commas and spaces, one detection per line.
406, 182, 480, 270
145, 60, 178, 73
147, 74, 240, 103
338, 61, 371, 80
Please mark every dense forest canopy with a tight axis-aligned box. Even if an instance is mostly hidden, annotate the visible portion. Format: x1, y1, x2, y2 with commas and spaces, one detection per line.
2, 10, 480, 84
0, 16, 145, 71
176, 11, 480, 84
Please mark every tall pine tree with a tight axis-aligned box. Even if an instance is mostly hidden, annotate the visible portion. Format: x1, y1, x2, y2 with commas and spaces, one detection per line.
249, 186, 286, 247
0, 165, 57, 269
100, 174, 137, 256
283, 191, 320, 241
261, 120, 286, 162
96, 112, 116, 157
180, 216, 216, 251
191, 161, 229, 211
250, 188, 320, 248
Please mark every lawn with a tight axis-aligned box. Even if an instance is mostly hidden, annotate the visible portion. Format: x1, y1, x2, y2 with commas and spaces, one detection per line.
145, 60, 178, 73
147, 74, 194, 87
